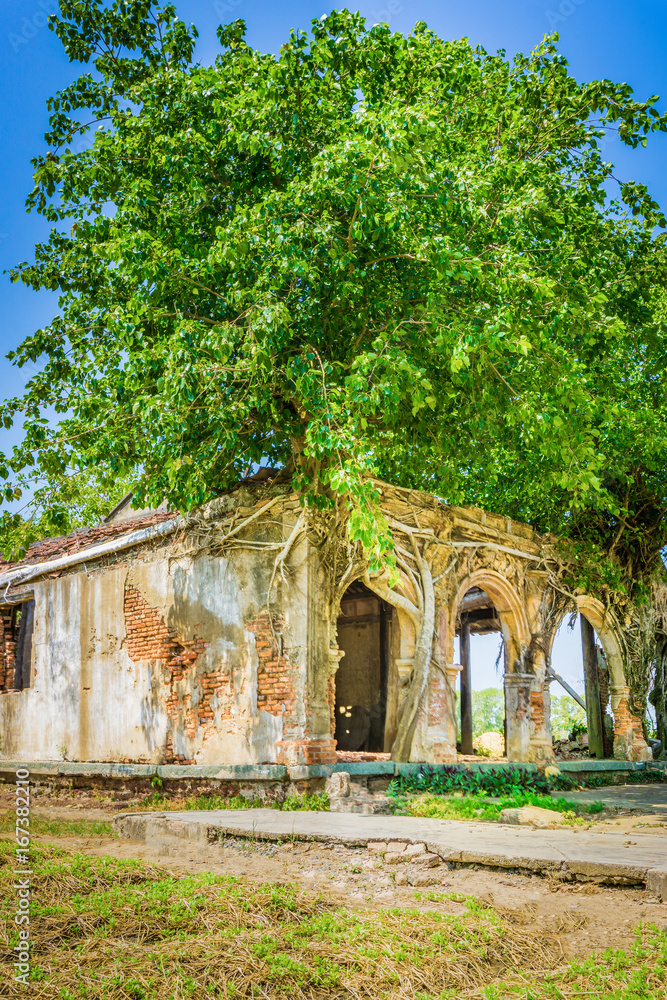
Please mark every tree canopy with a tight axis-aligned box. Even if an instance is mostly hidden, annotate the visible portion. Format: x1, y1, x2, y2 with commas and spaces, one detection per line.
3, 1, 667, 574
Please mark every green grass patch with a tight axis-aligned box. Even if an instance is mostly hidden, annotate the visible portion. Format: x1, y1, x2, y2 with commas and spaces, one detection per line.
391, 789, 603, 824
0, 811, 115, 838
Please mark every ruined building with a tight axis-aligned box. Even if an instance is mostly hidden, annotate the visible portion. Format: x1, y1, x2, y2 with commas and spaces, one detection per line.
0, 479, 653, 766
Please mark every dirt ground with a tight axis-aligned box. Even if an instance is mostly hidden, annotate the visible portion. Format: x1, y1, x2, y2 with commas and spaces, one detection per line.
3, 784, 667, 963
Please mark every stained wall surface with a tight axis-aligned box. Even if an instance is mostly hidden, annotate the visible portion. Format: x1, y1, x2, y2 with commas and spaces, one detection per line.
0, 540, 303, 764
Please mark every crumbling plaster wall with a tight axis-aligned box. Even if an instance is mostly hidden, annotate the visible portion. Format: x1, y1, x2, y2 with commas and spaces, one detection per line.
0, 519, 316, 764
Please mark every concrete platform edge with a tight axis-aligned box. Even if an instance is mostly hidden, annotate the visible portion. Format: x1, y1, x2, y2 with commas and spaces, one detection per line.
112, 810, 667, 901
0, 759, 665, 783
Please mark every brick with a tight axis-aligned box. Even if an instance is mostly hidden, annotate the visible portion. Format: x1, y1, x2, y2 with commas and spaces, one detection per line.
249, 611, 297, 724
124, 586, 212, 763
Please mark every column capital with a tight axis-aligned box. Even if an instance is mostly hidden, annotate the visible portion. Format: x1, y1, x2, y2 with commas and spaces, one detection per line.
504, 671, 534, 686
445, 662, 462, 683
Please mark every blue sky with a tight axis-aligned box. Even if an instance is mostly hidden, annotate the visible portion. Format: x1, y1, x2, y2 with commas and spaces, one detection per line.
1, 1, 665, 690
458, 616, 585, 693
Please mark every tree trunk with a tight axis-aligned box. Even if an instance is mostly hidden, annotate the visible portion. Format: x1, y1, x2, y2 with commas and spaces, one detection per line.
389, 550, 435, 762
649, 637, 667, 760
460, 618, 473, 755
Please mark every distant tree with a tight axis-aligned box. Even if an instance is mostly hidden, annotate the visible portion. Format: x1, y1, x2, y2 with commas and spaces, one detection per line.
454, 688, 505, 738
472, 689, 505, 737
550, 695, 587, 740
0, 466, 135, 558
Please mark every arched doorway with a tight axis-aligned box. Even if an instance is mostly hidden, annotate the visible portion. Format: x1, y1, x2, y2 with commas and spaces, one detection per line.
455, 587, 504, 755
447, 571, 533, 762
546, 596, 650, 761
335, 581, 392, 753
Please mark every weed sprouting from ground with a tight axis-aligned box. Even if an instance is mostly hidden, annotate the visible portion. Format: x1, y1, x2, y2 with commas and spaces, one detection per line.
280, 791, 330, 811
483, 925, 667, 999
0, 840, 665, 998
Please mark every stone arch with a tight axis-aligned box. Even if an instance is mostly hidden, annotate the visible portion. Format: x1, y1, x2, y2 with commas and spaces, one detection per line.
447, 569, 531, 673
331, 567, 421, 756
546, 596, 649, 761
440, 569, 536, 762
361, 574, 420, 753
546, 596, 626, 689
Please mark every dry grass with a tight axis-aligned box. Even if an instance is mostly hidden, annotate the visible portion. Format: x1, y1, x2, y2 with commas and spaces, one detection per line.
0, 838, 665, 999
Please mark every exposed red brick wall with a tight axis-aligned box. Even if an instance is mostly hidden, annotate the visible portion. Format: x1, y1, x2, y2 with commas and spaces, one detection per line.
246, 611, 296, 721
530, 688, 545, 731
612, 688, 649, 759
245, 612, 336, 765
1, 607, 17, 691
428, 670, 448, 727
124, 587, 211, 764
614, 692, 645, 738
276, 737, 337, 766
430, 741, 457, 764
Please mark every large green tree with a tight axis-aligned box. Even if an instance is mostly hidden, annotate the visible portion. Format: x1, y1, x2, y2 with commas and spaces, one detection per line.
3, 1, 667, 571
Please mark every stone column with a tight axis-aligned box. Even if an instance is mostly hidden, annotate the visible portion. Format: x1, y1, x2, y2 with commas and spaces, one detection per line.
527, 645, 555, 764
411, 663, 458, 764
504, 672, 533, 762
581, 615, 604, 759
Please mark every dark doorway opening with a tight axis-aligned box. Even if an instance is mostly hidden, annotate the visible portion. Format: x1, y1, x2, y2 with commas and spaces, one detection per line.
1, 599, 35, 692
456, 587, 502, 755
335, 581, 391, 752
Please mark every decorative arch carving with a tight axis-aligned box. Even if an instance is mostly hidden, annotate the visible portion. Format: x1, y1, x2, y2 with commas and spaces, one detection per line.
445, 568, 531, 673
545, 595, 627, 699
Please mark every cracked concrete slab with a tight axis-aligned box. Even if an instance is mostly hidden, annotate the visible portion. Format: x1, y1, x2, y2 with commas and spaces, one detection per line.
114, 809, 667, 898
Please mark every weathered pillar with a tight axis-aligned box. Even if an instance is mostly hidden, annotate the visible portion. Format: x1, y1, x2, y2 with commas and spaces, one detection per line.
504, 672, 533, 761
410, 663, 459, 764
445, 662, 462, 756
581, 615, 604, 759
526, 646, 555, 764
611, 683, 652, 761
460, 618, 473, 755
277, 531, 337, 767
